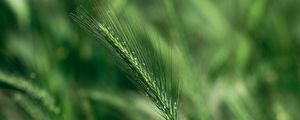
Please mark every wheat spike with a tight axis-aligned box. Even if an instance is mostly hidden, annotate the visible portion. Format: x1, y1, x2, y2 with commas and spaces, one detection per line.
71, 3, 179, 120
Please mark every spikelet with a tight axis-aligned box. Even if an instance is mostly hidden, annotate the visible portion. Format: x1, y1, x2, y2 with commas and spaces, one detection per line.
71, 3, 179, 120
13, 93, 51, 120
0, 72, 60, 115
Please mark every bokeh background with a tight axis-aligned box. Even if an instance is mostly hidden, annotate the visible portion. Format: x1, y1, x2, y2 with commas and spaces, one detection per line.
0, 0, 300, 120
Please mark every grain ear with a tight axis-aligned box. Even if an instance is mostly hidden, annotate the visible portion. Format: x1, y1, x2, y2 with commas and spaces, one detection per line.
0, 72, 60, 116
71, 4, 179, 120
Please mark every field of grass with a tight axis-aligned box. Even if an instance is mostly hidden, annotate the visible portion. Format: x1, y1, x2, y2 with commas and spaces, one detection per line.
0, 0, 300, 120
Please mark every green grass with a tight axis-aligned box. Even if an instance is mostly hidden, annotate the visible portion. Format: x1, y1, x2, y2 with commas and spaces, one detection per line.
0, 0, 300, 120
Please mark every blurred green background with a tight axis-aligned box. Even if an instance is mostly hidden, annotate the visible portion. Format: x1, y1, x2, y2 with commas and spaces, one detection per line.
0, 0, 300, 120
